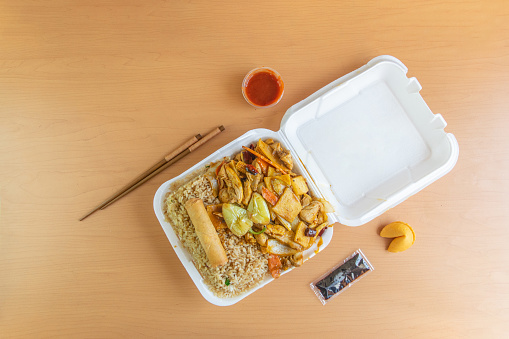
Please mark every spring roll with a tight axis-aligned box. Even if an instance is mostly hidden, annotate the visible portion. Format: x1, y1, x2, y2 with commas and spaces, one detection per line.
185, 198, 228, 268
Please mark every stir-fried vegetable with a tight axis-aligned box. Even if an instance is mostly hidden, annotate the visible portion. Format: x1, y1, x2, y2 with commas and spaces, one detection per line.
261, 187, 278, 206
291, 176, 309, 196
208, 138, 333, 279
248, 226, 267, 235
247, 193, 270, 225
245, 164, 259, 175
256, 158, 269, 175
272, 188, 302, 222
268, 254, 282, 279
222, 204, 253, 236
242, 146, 288, 175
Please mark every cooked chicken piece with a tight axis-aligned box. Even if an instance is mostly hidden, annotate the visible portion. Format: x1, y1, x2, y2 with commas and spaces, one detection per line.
256, 182, 265, 195
218, 188, 230, 203
251, 173, 262, 191
252, 159, 262, 174
315, 198, 335, 213
226, 166, 243, 203
272, 188, 302, 222
300, 196, 329, 224
217, 162, 244, 204
217, 164, 227, 189
266, 223, 288, 237
206, 204, 228, 230
228, 161, 241, 176
316, 210, 328, 224
307, 219, 319, 229
280, 257, 292, 271
299, 201, 323, 224
301, 194, 312, 208
290, 252, 304, 267
273, 142, 293, 170
244, 232, 257, 245
254, 232, 268, 247
241, 173, 254, 205
265, 138, 275, 145
241, 181, 252, 206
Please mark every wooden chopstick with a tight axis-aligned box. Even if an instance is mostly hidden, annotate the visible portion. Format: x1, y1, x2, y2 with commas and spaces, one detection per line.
79, 133, 202, 221
79, 127, 224, 221
99, 125, 225, 210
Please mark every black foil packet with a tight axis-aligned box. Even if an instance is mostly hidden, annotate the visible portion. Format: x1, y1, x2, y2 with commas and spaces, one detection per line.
310, 249, 374, 305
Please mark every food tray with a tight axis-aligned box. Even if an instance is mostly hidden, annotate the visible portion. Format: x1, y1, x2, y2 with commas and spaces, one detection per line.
154, 129, 335, 306
153, 55, 459, 305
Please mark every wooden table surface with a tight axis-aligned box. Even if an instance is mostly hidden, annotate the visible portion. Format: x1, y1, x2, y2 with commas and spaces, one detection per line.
1, 1, 508, 337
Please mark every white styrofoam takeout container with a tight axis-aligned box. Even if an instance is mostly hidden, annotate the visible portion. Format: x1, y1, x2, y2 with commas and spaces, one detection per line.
153, 128, 335, 306
153, 55, 459, 305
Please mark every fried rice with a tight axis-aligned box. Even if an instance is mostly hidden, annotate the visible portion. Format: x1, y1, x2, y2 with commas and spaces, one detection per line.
164, 174, 268, 298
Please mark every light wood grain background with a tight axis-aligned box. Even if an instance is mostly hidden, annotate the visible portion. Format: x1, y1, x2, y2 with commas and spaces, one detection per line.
1, 1, 508, 337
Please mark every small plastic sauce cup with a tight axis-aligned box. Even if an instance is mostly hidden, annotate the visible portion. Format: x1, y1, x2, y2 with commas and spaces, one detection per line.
242, 67, 284, 108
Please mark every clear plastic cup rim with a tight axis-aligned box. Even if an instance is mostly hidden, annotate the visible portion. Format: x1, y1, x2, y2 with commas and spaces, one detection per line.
242, 67, 284, 108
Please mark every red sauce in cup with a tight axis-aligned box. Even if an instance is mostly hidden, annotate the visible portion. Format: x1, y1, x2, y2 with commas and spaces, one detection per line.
242, 67, 284, 108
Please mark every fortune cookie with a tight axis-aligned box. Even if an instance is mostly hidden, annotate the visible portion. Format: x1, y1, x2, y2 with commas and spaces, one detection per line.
380, 221, 415, 253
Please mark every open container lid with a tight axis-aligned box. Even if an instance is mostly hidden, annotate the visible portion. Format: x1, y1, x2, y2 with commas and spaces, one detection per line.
279, 55, 459, 226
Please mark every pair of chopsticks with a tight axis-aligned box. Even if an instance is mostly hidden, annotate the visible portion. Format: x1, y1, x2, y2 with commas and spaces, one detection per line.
79, 125, 225, 221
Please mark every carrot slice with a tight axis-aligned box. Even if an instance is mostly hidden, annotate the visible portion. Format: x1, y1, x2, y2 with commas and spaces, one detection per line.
268, 254, 282, 279
262, 187, 278, 206
256, 158, 269, 175
242, 146, 287, 175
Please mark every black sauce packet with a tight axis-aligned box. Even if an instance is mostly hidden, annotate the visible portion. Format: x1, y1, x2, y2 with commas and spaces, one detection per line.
310, 249, 374, 305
